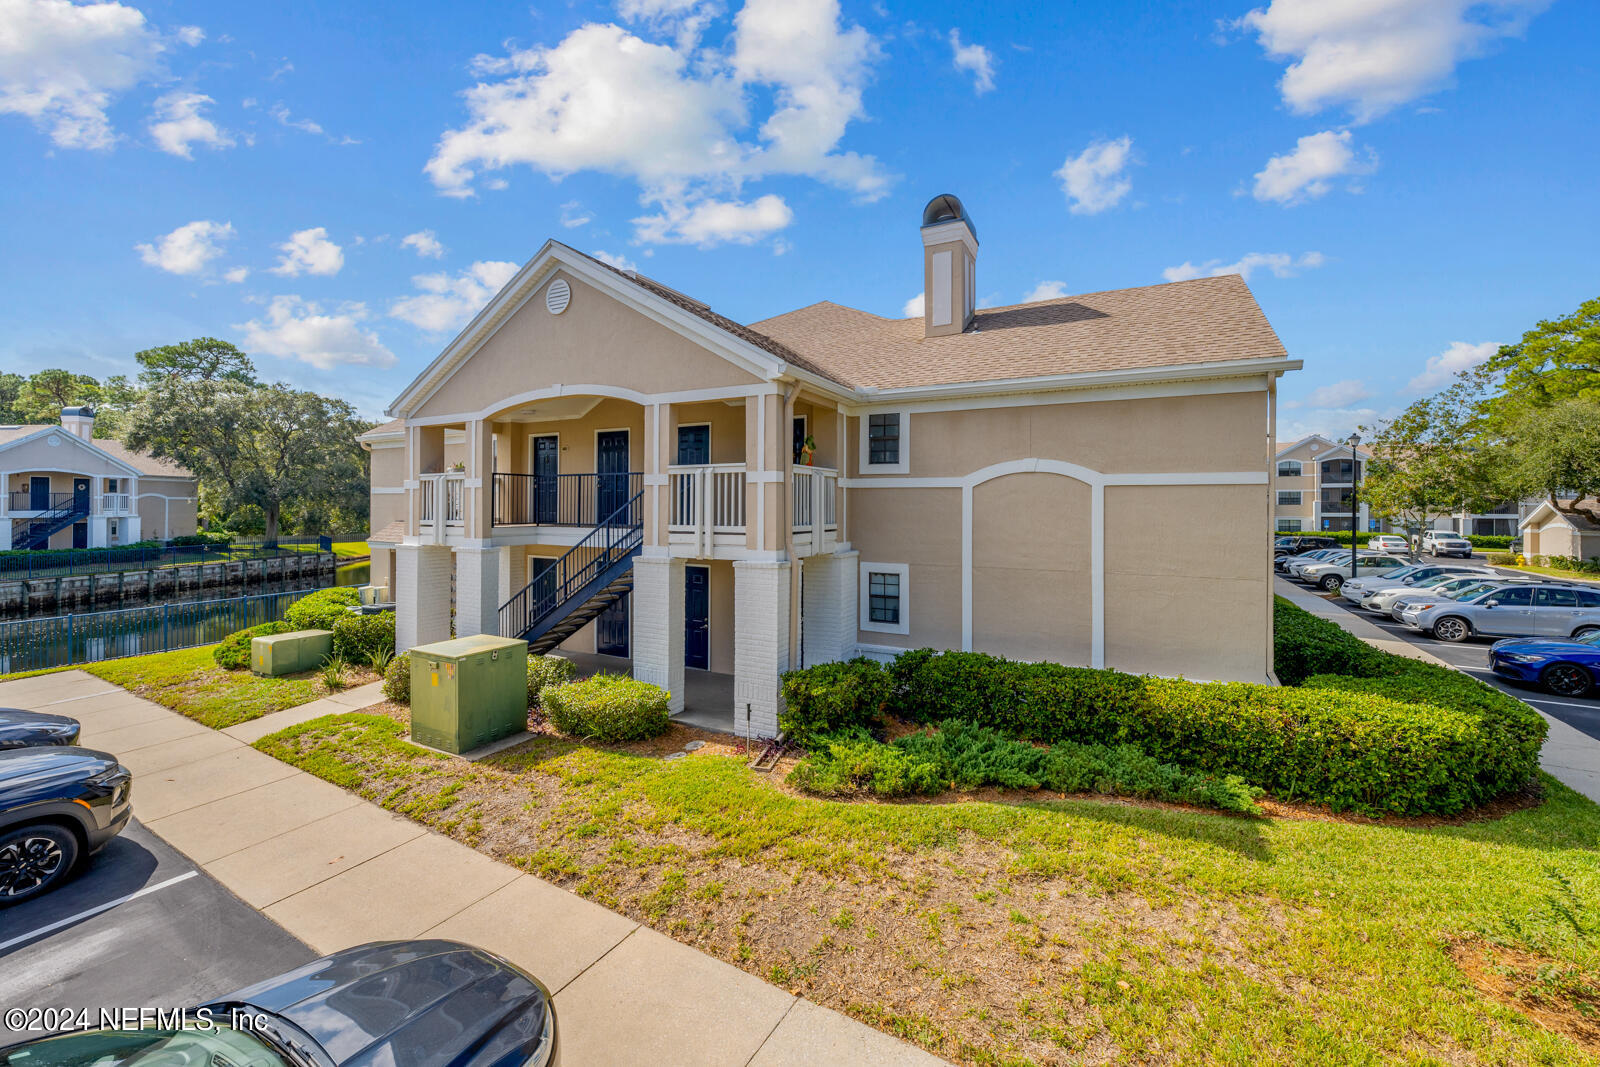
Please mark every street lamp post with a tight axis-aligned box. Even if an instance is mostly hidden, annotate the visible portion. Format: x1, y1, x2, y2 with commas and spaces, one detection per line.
1346, 432, 1361, 578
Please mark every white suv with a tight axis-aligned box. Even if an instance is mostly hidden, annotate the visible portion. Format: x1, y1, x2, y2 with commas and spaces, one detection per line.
1420, 530, 1474, 558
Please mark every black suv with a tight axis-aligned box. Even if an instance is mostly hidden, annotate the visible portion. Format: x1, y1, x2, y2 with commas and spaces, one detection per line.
1274, 535, 1340, 557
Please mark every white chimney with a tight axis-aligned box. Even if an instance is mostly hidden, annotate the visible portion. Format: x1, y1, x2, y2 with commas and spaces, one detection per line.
920, 193, 977, 339
60, 406, 95, 440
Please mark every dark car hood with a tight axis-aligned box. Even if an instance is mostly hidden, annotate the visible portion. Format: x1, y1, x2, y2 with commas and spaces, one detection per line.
0, 745, 118, 790
1492, 638, 1600, 656
0, 708, 81, 748
206, 940, 553, 1067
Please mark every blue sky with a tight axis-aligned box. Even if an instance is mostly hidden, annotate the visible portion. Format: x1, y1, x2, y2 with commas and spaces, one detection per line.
2, 0, 1596, 436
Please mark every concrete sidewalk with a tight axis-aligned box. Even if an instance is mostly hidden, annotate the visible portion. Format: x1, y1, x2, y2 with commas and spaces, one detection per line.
1275, 581, 1600, 802
1, 670, 946, 1066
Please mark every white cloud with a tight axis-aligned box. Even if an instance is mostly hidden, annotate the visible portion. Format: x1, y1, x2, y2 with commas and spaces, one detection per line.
617, 0, 720, 50
633, 194, 793, 246
1252, 129, 1375, 204
425, 0, 890, 244
400, 230, 445, 258
389, 260, 520, 334
1162, 250, 1325, 283
1291, 379, 1372, 409
1407, 340, 1499, 392
236, 296, 395, 369
175, 24, 203, 46
268, 102, 322, 136
591, 249, 638, 272
134, 219, 233, 275
902, 292, 924, 318
560, 201, 593, 228
270, 227, 344, 277
1237, 0, 1551, 123
147, 91, 233, 158
0, 0, 171, 149
223, 265, 249, 283
1023, 280, 1068, 302
948, 29, 994, 94
1055, 136, 1135, 215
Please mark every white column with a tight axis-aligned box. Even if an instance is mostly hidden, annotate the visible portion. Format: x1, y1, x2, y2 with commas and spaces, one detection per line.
496, 545, 527, 607
632, 555, 685, 713
801, 550, 858, 666
454, 545, 501, 637
396, 543, 454, 651
733, 559, 791, 739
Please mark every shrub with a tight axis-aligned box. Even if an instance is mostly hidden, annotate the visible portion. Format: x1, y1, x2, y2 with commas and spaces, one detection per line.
212, 621, 293, 670
544, 673, 671, 742
1487, 552, 1516, 566
285, 586, 361, 630
1271, 597, 1390, 685
779, 658, 892, 743
332, 611, 394, 663
527, 654, 576, 708
787, 736, 945, 797
382, 653, 411, 704
170, 531, 232, 546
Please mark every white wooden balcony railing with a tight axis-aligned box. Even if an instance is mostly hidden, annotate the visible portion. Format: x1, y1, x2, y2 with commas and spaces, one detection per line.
417, 473, 467, 543
668, 463, 747, 555
98, 493, 132, 516
791, 465, 838, 556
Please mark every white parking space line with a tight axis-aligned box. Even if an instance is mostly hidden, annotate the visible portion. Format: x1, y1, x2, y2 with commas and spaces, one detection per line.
0, 870, 199, 953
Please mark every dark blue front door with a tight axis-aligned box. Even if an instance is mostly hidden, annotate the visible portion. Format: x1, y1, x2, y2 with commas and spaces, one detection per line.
684, 566, 709, 670
533, 436, 558, 524
30, 477, 49, 510
597, 592, 629, 657
676, 424, 710, 465
73, 478, 90, 514
596, 430, 629, 523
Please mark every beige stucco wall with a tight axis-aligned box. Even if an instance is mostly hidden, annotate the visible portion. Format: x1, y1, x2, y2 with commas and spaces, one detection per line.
369, 443, 406, 488
971, 473, 1093, 662
664, 401, 747, 465
413, 269, 763, 419
494, 399, 649, 477
137, 477, 197, 538
849, 486, 963, 652
2, 435, 133, 484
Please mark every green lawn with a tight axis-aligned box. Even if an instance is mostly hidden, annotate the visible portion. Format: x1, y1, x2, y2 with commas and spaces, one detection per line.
1496, 562, 1600, 583
2, 645, 373, 728
257, 712, 1600, 1065
283, 540, 369, 558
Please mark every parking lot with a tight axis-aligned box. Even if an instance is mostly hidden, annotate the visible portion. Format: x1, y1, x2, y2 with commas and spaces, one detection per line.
1277, 573, 1600, 744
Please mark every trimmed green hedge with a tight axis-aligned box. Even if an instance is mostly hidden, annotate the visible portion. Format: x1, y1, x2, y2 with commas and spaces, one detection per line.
213, 621, 293, 670
779, 658, 893, 744
777, 600, 1546, 815
332, 612, 394, 664
286, 586, 360, 630
527, 654, 576, 709
544, 673, 671, 742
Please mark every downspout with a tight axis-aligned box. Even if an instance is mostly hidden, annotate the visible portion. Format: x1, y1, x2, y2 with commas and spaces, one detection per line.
780, 379, 802, 671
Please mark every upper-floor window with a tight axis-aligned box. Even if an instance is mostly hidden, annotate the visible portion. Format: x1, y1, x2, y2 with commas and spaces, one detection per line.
860, 411, 908, 473
1277, 490, 1302, 506
1277, 460, 1302, 477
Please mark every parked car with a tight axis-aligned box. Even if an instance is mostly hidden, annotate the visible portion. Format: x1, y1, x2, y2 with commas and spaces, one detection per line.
1509, 536, 1523, 555
0, 709, 81, 749
1273, 535, 1340, 557
1387, 576, 1551, 622
1295, 553, 1411, 592
1366, 534, 1411, 554
1402, 583, 1600, 642
1283, 548, 1377, 577
1489, 630, 1600, 697
0, 746, 131, 905
1420, 530, 1475, 558
1377, 574, 1511, 618
1276, 546, 1343, 571
1340, 564, 1491, 607
0, 940, 560, 1066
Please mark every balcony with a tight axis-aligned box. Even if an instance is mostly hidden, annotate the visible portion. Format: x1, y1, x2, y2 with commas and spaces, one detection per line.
417, 473, 466, 543
492, 472, 644, 527
7, 490, 79, 514
790, 465, 838, 556
99, 493, 132, 516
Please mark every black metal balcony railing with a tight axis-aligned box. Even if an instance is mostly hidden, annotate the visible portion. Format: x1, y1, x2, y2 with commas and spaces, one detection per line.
8, 490, 79, 512
492, 472, 643, 527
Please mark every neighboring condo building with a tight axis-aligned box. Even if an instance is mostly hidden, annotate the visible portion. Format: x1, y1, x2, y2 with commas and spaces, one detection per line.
365, 195, 1301, 737
0, 407, 198, 550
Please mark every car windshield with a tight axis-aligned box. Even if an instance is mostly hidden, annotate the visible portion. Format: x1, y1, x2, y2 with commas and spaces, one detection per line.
1442, 582, 1498, 600
1379, 565, 1425, 580
1411, 574, 1459, 589
0, 1027, 291, 1067
1579, 631, 1600, 648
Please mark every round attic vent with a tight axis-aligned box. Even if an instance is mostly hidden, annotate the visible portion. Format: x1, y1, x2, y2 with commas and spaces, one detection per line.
545, 278, 571, 315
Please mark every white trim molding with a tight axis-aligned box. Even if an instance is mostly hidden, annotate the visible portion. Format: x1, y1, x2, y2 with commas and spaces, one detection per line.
858, 561, 910, 636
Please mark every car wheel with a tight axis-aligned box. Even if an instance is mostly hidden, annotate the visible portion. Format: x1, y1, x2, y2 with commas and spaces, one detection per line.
0, 824, 80, 906
1573, 626, 1600, 641
1431, 616, 1472, 642
1319, 574, 1343, 591
1541, 662, 1593, 698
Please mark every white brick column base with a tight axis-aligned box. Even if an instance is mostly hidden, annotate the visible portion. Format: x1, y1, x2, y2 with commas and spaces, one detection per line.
733, 559, 792, 739
801, 550, 858, 667
632, 555, 686, 713
395, 544, 453, 651
454, 546, 501, 637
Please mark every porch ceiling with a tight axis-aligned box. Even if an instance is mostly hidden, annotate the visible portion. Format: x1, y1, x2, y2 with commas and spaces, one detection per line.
494, 395, 608, 423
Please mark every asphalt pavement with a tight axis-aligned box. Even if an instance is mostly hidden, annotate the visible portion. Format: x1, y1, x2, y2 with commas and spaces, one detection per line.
0, 819, 314, 1043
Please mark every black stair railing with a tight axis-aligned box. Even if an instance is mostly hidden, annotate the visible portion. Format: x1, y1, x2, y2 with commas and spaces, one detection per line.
16, 495, 87, 550
498, 489, 644, 639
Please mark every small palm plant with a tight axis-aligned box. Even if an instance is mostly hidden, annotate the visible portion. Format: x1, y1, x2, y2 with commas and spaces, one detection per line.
367, 647, 394, 673
320, 655, 348, 691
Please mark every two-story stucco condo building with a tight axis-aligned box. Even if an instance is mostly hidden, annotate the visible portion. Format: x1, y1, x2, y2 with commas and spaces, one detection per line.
365, 195, 1301, 737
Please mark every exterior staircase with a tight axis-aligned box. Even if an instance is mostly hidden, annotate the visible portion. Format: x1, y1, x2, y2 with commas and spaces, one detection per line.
498, 490, 643, 654
13, 495, 86, 551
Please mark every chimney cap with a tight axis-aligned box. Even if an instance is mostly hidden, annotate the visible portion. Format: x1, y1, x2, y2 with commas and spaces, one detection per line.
61, 405, 96, 418
921, 193, 976, 238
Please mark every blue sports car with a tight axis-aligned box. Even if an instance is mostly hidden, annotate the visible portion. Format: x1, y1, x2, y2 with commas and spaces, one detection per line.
1489, 630, 1600, 697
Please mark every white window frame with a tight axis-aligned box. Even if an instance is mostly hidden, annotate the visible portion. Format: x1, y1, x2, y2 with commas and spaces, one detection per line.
859, 561, 910, 636
1276, 460, 1302, 477
859, 410, 909, 475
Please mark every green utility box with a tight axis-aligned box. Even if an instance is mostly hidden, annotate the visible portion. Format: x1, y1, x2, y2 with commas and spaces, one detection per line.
251, 629, 334, 676
409, 634, 529, 754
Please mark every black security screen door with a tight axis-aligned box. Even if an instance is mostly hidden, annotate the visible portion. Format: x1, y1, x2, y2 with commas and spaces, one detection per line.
596, 430, 629, 522
684, 566, 709, 670
533, 436, 558, 523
